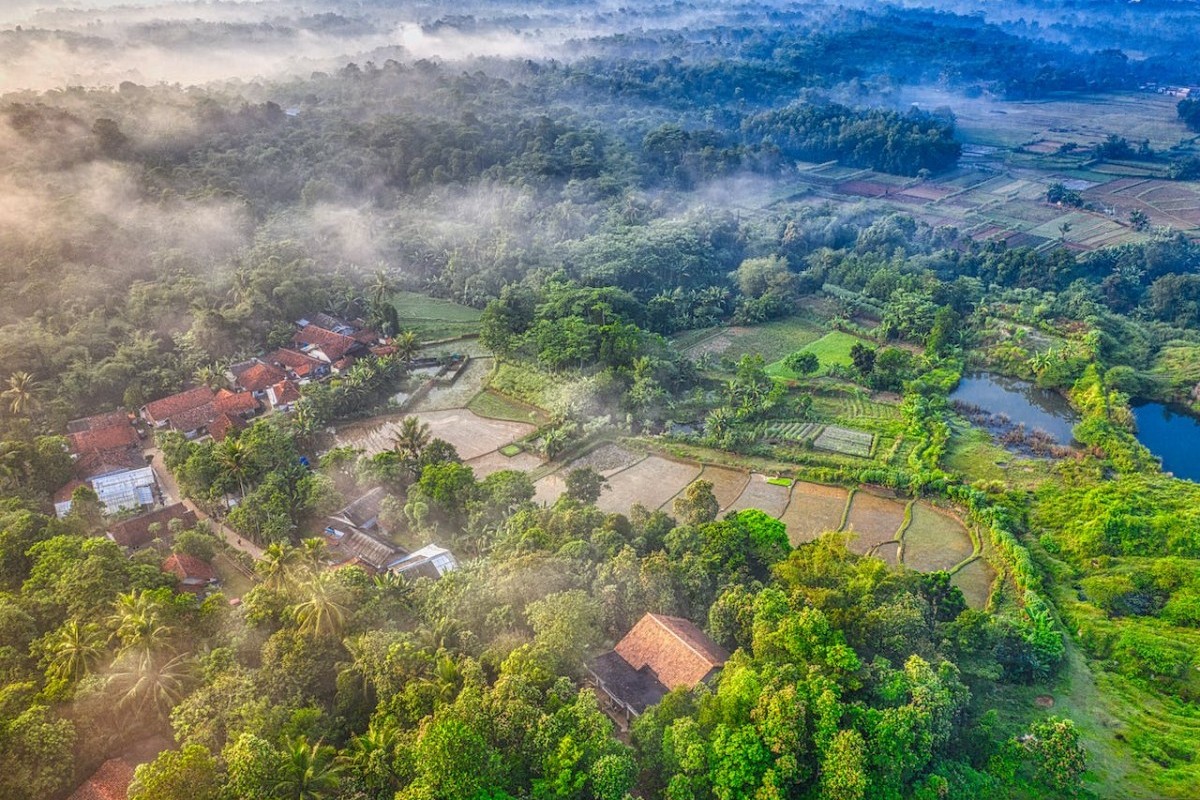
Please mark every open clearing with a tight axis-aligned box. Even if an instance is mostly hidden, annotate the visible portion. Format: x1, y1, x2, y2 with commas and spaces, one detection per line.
903, 503, 976, 572
596, 457, 701, 515
843, 491, 906, 554
467, 389, 550, 425
337, 408, 534, 461
951, 558, 996, 610
694, 465, 751, 511
727, 473, 792, 517
779, 482, 849, 545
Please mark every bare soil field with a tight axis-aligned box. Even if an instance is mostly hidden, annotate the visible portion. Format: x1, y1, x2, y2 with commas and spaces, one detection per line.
533, 472, 567, 506
338, 409, 534, 461
570, 443, 644, 476
779, 482, 848, 545
693, 465, 751, 511
872, 541, 900, 567
903, 503, 975, 573
727, 473, 791, 517
843, 492, 906, 554
596, 457, 701, 515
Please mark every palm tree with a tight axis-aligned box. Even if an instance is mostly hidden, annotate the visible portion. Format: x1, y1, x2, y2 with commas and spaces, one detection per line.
3, 371, 40, 417
214, 436, 253, 499
298, 537, 327, 573
391, 416, 431, 463
258, 542, 303, 594
193, 363, 229, 391
109, 591, 174, 656
45, 620, 107, 683
108, 651, 192, 718
292, 573, 351, 638
273, 737, 343, 800
343, 718, 401, 794
368, 269, 394, 311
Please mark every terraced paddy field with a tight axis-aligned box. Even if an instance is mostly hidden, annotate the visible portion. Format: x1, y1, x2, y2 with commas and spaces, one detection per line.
694, 466, 751, 511
727, 473, 792, 517
778, 482, 849, 545
465, 449, 543, 478
951, 558, 996, 610
337, 409, 534, 461
533, 472, 567, 506
570, 443, 643, 476
596, 457, 701, 515
903, 503, 976, 573
873, 541, 900, 567
843, 491, 907, 554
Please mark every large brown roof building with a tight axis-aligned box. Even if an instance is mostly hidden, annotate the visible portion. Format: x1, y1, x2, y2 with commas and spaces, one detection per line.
588, 613, 729, 726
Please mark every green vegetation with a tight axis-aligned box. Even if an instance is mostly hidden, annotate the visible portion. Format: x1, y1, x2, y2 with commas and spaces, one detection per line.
468, 389, 549, 426
767, 330, 862, 376
392, 291, 483, 341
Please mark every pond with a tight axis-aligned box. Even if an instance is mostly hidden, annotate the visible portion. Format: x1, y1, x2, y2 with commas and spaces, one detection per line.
1132, 402, 1200, 483
950, 373, 1079, 447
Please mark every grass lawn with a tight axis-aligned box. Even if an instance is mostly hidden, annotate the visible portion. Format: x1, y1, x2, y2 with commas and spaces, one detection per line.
468, 389, 550, 425
767, 330, 863, 377
392, 291, 482, 340
213, 552, 255, 599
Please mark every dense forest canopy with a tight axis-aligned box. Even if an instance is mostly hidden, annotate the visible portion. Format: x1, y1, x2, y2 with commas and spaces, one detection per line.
1, 1, 1200, 799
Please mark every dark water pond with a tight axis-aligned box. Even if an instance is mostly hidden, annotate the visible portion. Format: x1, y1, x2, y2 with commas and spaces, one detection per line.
950, 373, 1079, 445
1132, 403, 1200, 483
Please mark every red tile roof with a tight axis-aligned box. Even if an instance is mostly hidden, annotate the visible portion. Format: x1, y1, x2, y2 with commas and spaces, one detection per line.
67, 411, 130, 434
293, 324, 357, 362
613, 613, 728, 690
68, 758, 135, 800
69, 423, 138, 454
208, 413, 246, 442
214, 389, 259, 416
109, 504, 197, 548
167, 402, 217, 435
164, 552, 216, 583
74, 446, 148, 480
53, 479, 88, 504
269, 348, 325, 378
268, 380, 301, 407
234, 361, 286, 393
142, 387, 215, 426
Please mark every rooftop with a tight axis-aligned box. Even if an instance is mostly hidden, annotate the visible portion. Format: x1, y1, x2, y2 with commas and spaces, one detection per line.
67, 758, 135, 800
142, 386, 215, 426
612, 613, 728, 691
164, 552, 216, 583
234, 361, 286, 393
109, 503, 197, 549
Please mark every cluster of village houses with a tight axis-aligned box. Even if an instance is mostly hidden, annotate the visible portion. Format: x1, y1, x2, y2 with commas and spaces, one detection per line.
48, 313, 457, 597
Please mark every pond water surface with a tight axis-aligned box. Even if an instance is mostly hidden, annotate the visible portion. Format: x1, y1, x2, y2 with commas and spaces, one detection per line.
1132, 403, 1200, 483
950, 373, 1079, 445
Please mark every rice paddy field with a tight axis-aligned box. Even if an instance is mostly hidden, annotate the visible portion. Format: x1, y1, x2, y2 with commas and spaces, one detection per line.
766, 330, 863, 376
727, 473, 792, 517
336, 408, 535, 461
595, 457, 701, 515
392, 291, 483, 340
679, 317, 825, 363
951, 558, 996, 610
843, 491, 908, 554
903, 503, 977, 572
779, 481, 849, 545
695, 465, 752, 511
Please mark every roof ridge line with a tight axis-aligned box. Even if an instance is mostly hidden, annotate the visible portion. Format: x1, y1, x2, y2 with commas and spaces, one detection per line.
648, 613, 710, 664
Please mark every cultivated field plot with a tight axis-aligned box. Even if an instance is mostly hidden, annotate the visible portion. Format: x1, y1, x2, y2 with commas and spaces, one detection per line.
596, 457, 701, 515
533, 472, 567, 506
465, 449, 543, 479
392, 291, 482, 340
843, 492, 906, 554
872, 541, 900, 567
1083, 178, 1200, 232
951, 558, 996, 610
570, 443, 644, 476
728, 473, 791, 517
411, 357, 492, 412
683, 318, 825, 365
779, 482, 849, 545
903, 503, 975, 573
337, 409, 534, 461
764, 421, 822, 443
694, 466, 751, 511
813, 425, 874, 458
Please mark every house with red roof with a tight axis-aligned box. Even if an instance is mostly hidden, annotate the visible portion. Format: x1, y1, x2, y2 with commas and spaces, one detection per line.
232, 360, 287, 396
292, 323, 367, 364
108, 503, 197, 549
163, 552, 217, 591
268, 347, 329, 381
139, 386, 260, 439
267, 379, 302, 411
54, 412, 157, 518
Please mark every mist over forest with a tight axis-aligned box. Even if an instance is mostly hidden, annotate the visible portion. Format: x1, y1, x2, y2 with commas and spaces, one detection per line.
3, 2, 1200, 800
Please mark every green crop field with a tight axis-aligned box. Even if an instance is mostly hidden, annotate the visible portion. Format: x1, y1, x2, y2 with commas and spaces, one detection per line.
468, 389, 550, 425
813, 424, 874, 457
392, 291, 482, 340
767, 330, 863, 377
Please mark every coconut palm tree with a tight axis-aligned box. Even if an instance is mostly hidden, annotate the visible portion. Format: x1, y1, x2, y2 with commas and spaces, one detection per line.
214, 436, 253, 499
343, 718, 401, 794
3, 371, 40, 417
258, 542, 304, 594
272, 737, 343, 800
368, 269, 394, 311
298, 537, 327, 573
108, 651, 192, 718
109, 591, 174, 656
45, 620, 107, 683
292, 573, 351, 638
391, 416, 431, 463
